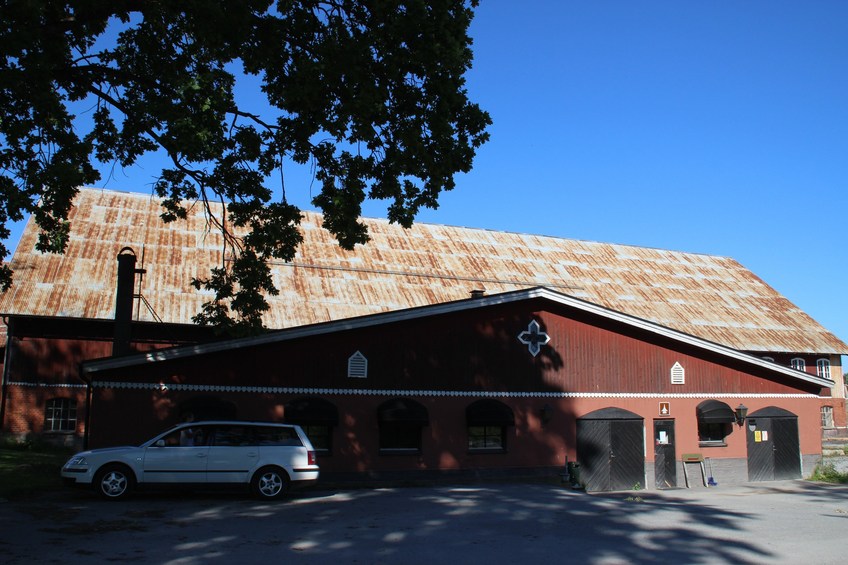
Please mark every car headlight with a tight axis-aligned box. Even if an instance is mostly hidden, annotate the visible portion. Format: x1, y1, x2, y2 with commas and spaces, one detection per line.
67, 456, 88, 466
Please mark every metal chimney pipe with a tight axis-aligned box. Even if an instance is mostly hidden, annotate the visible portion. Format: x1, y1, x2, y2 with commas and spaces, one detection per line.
113, 247, 137, 356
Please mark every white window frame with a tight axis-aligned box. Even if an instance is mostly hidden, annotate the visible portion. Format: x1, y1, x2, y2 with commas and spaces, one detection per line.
816, 358, 831, 380
45, 397, 77, 432
821, 406, 834, 428
790, 358, 806, 372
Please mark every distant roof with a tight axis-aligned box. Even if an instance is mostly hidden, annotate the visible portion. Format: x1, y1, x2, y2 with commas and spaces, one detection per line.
1, 187, 845, 354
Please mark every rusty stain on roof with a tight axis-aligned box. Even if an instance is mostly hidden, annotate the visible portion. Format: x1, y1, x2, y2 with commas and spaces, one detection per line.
0, 187, 845, 355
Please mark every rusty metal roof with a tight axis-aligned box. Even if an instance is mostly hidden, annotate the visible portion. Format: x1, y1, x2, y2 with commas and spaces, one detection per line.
1, 187, 845, 354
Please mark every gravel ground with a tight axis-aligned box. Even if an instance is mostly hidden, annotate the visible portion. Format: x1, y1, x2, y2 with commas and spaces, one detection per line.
2, 479, 848, 564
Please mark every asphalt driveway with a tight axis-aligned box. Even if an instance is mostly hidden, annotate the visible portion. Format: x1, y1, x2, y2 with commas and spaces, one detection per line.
2, 480, 847, 564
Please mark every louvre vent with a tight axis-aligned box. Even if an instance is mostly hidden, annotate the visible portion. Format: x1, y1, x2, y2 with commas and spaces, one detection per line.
670, 362, 685, 385
348, 351, 368, 378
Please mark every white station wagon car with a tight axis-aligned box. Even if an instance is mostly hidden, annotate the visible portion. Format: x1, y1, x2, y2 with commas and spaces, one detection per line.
61, 421, 319, 500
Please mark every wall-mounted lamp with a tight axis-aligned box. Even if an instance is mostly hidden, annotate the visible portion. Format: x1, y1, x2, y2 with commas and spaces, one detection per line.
540, 404, 554, 425
735, 404, 748, 426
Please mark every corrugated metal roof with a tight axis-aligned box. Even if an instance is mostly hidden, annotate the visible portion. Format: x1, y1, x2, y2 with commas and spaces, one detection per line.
1, 187, 845, 354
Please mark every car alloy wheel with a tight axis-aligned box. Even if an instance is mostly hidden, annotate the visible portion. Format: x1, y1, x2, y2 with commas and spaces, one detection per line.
96, 465, 134, 500
253, 467, 289, 499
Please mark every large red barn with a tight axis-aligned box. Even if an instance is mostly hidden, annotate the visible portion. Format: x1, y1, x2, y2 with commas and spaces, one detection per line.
79, 287, 830, 490
0, 188, 845, 491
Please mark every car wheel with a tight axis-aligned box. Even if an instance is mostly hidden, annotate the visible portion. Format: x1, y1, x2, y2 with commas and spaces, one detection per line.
95, 464, 135, 500
252, 466, 289, 500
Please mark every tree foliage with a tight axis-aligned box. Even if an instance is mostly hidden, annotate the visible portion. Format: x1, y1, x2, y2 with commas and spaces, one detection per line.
0, 0, 490, 335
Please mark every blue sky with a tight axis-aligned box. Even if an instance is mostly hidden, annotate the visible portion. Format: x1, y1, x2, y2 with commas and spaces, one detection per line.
442, 0, 848, 357
3, 1, 846, 363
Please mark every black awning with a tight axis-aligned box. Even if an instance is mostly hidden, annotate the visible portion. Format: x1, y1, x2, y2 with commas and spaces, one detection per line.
284, 397, 339, 425
696, 400, 735, 424
378, 398, 429, 424
466, 399, 515, 426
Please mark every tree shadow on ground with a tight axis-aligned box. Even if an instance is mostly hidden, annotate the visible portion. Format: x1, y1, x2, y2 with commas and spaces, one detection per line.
10, 482, 845, 564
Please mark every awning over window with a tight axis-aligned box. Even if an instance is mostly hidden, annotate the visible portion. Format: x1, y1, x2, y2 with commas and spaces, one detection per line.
696, 400, 735, 424
378, 398, 429, 424
466, 399, 515, 426
284, 397, 339, 425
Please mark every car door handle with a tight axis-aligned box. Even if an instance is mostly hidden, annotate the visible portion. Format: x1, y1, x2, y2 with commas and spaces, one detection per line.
196, 453, 207, 458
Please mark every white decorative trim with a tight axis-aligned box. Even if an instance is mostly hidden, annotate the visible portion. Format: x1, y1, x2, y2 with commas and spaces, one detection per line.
517, 319, 551, 357
7, 382, 87, 389
91, 381, 821, 399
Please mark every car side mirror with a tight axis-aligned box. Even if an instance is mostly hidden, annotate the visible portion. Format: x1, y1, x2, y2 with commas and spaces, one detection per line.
155, 440, 165, 447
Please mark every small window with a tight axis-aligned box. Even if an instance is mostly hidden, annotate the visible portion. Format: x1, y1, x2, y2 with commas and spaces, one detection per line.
790, 358, 806, 372
284, 397, 339, 453
698, 422, 731, 445
379, 423, 423, 451
821, 406, 834, 428
378, 398, 428, 453
817, 359, 831, 379
696, 400, 735, 446
44, 398, 77, 433
468, 425, 505, 450
299, 424, 331, 451
466, 399, 513, 452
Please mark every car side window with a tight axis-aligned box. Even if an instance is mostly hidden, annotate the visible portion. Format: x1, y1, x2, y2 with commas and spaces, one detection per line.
211, 426, 252, 446
255, 426, 303, 446
160, 430, 182, 447
159, 426, 207, 447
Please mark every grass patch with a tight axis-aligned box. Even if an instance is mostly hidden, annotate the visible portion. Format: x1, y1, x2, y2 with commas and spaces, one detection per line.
810, 462, 848, 484
0, 440, 74, 500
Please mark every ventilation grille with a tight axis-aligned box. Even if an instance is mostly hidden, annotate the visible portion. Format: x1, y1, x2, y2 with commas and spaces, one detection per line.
348, 351, 368, 379
670, 362, 685, 385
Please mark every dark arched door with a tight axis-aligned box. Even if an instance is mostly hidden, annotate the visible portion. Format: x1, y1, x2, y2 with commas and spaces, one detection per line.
577, 408, 645, 492
746, 407, 801, 481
